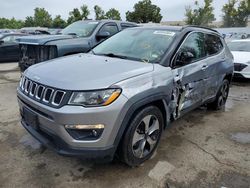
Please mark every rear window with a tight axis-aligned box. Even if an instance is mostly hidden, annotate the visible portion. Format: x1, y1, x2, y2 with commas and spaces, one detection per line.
205, 34, 223, 55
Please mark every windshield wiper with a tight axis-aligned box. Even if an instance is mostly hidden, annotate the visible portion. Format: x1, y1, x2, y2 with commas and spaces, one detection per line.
97, 53, 128, 59
67, 33, 77, 36
95, 52, 146, 62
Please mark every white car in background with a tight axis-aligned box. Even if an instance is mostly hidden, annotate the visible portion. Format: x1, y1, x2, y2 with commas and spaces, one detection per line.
227, 39, 250, 78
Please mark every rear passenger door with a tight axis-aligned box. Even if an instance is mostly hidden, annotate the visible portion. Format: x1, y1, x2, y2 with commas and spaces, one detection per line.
171, 32, 207, 116
203, 34, 225, 101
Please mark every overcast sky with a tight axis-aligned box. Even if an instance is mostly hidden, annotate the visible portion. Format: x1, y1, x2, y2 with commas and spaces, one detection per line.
0, 0, 228, 21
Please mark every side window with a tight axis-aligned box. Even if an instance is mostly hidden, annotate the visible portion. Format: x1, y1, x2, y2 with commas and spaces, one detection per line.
205, 34, 223, 56
174, 32, 205, 67
2, 36, 14, 43
99, 23, 119, 35
2, 35, 19, 43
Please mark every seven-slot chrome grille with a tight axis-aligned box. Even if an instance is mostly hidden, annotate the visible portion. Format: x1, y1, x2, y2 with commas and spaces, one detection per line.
19, 76, 66, 107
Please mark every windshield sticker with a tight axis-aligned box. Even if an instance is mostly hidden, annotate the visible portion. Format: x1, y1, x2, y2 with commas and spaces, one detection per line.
153, 31, 175, 36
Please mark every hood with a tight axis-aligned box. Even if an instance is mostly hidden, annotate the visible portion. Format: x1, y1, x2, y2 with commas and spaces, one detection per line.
25, 54, 154, 90
231, 51, 250, 64
17, 34, 74, 45
45, 37, 90, 48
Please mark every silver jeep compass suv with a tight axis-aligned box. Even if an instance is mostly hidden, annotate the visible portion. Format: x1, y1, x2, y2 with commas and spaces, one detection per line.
17, 26, 234, 166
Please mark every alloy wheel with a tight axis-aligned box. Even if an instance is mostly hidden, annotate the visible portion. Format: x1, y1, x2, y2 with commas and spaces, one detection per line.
218, 81, 229, 107
132, 115, 160, 158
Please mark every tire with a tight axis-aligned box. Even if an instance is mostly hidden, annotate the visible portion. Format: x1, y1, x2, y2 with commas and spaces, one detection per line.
207, 79, 230, 110
18, 62, 26, 72
119, 106, 163, 167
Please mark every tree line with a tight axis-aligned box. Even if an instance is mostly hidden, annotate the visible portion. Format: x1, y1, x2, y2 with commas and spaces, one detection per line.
0, 0, 249, 29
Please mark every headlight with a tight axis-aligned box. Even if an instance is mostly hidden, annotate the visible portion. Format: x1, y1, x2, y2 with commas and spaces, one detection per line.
69, 88, 121, 107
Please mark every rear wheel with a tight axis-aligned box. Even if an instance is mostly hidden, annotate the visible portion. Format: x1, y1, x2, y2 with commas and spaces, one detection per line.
119, 106, 163, 167
207, 79, 230, 110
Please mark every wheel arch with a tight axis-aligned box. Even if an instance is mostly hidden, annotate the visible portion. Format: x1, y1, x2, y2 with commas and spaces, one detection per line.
114, 94, 171, 151
224, 73, 233, 84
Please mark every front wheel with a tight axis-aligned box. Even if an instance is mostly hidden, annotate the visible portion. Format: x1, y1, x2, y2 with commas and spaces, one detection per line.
119, 106, 163, 167
18, 62, 26, 72
207, 79, 230, 110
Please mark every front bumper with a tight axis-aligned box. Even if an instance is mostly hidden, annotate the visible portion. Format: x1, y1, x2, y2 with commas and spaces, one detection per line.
234, 63, 250, 79
234, 71, 250, 79
21, 120, 115, 159
17, 88, 128, 158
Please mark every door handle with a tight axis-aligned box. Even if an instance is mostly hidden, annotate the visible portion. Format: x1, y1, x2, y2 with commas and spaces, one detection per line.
201, 65, 208, 71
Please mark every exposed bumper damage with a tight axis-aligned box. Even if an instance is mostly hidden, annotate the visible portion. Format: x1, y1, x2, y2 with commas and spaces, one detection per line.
19, 44, 58, 69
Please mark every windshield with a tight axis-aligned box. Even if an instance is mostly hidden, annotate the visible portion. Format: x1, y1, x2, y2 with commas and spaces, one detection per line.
228, 41, 250, 52
60, 21, 99, 37
92, 28, 177, 63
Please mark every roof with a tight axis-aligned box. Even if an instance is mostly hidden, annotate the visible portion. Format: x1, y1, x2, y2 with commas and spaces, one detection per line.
128, 25, 219, 34
132, 25, 183, 31
76, 19, 137, 25
0, 32, 28, 37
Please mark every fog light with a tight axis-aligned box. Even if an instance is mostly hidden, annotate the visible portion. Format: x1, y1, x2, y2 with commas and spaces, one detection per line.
64, 124, 105, 140
92, 130, 98, 137
65, 124, 105, 130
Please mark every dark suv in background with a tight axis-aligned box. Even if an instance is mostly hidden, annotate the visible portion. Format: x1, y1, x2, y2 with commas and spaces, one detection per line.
17, 20, 137, 71
0, 33, 28, 62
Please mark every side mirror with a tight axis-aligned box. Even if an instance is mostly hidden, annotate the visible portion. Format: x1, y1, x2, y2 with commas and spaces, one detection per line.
175, 51, 195, 67
0, 40, 4, 45
96, 31, 111, 40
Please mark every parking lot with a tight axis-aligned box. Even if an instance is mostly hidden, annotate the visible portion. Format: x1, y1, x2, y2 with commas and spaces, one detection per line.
0, 63, 249, 188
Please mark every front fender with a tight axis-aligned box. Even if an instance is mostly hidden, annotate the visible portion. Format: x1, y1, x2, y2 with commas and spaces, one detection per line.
113, 92, 171, 150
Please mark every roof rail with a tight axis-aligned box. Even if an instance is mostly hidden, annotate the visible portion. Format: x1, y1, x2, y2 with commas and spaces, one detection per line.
182, 25, 218, 33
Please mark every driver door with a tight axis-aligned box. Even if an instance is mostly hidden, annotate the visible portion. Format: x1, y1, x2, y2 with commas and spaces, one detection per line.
0, 35, 19, 61
171, 32, 207, 116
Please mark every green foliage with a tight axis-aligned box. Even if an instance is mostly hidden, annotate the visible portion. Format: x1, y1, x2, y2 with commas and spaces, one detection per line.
67, 4, 90, 24
24, 16, 34, 27
67, 8, 82, 24
222, 0, 250, 27
105, 8, 121, 20
52, 15, 67, 28
94, 5, 106, 20
185, 0, 216, 26
0, 17, 24, 29
81, 4, 90, 20
33, 8, 52, 27
94, 6, 121, 20
126, 0, 162, 23
23, 8, 52, 27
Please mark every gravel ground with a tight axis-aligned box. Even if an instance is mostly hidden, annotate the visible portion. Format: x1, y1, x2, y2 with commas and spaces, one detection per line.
0, 63, 249, 188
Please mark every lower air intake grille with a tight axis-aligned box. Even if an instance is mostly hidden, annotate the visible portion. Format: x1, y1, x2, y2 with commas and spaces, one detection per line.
234, 63, 247, 72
